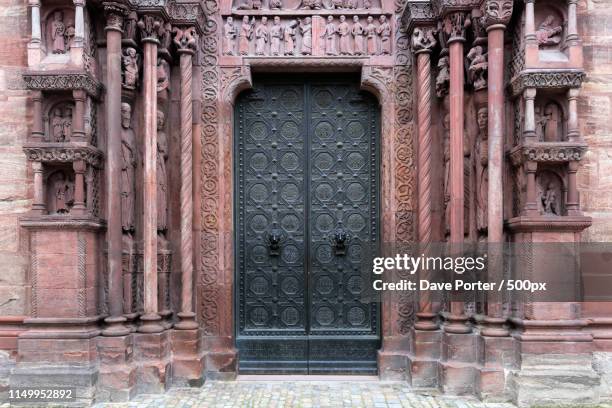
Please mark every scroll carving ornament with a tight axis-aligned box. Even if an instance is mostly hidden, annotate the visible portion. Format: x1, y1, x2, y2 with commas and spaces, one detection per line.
510, 71, 585, 97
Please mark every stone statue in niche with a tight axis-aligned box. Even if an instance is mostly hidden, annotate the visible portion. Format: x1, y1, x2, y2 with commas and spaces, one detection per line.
157, 58, 170, 93
467, 46, 488, 90
535, 105, 546, 141
475, 107, 488, 233
121, 103, 136, 233
240, 16, 255, 55
122, 47, 139, 90
123, 11, 138, 41
301, 0, 322, 9
157, 110, 168, 233
338, 16, 351, 55
65, 24, 75, 49
255, 17, 269, 56
284, 20, 298, 55
62, 108, 73, 141
224, 17, 237, 55
51, 11, 67, 53
299, 17, 312, 55
322, 16, 338, 56
51, 108, 65, 142
270, 16, 283, 56
543, 103, 562, 142
365, 16, 377, 55
443, 112, 451, 234
352, 16, 364, 56
377, 15, 391, 55
536, 15, 563, 47
48, 171, 74, 214
270, 0, 282, 9
540, 182, 559, 215
436, 55, 450, 98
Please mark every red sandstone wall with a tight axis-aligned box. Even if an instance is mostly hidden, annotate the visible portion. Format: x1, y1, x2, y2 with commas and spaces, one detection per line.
578, 1, 612, 242
0, 0, 31, 317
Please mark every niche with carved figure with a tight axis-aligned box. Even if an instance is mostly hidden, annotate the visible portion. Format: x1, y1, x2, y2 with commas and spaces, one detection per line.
42, 7, 76, 56
45, 167, 75, 215
536, 168, 566, 216
534, 95, 567, 142
534, 2, 566, 51
44, 99, 75, 143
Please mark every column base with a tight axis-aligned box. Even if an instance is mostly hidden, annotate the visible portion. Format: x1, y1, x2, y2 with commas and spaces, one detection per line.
414, 312, 439, 331
102, 315, 130, 337
175, 312, 199, 330
138, 313, 164, 333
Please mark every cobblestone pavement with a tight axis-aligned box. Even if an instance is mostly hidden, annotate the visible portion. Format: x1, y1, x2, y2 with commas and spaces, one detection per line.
95, 381, 518, 408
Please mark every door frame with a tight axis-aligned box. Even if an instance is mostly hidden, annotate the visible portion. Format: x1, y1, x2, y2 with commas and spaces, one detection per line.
199, 62, 412, 379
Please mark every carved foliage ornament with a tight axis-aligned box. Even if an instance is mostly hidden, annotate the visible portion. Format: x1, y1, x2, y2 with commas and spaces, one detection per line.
510, 71, 585, 96
443, 12, 470, 40
23, 145, 104, 167
509, 144, 587, 166
138, 14, 163, 41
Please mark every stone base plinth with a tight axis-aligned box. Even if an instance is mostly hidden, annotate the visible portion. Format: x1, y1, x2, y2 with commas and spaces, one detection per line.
477, 336, 517, 401
133, 332, 171, 394
377, 335, 411, 381
170, 329, 204, 387
409, 330, 441, 388
440, 332, 478, 395
96, 335, 136, 402
203, 336, 237, 380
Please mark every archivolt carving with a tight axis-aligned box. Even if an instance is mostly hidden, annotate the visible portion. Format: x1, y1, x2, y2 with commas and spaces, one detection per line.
220, 66, 253, 104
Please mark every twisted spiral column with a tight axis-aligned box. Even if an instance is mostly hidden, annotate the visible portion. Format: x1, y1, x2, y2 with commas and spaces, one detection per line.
176, 49, 199, 330
415, 49, 437, 330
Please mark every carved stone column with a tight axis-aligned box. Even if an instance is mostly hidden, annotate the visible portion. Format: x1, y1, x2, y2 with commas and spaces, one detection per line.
523, 88, 537, 140
482, 0, 514, 337
139, 14, 164, 333
27, 0, 42, 65
445, 11, 470, 334
175, 27, 199, 331
72, 159, 87, 215
72, 90, 86, 142
567, 88, 580, 141
102, 3, 129, 336
73, 0, 85, 48
31, 91, 43, 141
567, 0, 579, 45
567, 161, 580, 215
31, 161, 45, 214
412, 27, 438, 331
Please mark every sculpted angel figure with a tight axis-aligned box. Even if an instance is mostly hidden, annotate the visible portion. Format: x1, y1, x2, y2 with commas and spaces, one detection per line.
352, 16, 364, 55
255, 16, 269, 56
51, 108, 64, 142
475, 108, 488, 233
436, 55, 450, 98
121, 103, 137, 233
338, 16, 351, 55
122, 47, 139, 89
299, 17, 312, 55
467, 45, 488, 90
157, 110, 169, 232
536, 15, 563, 46
239, 16, 255, 55
322, 16, 338, 56
224, 17, 238, 55
541, 182, 558, 215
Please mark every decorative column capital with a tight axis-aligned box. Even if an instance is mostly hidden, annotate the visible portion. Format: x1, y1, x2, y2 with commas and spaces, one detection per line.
443, 11, 470, 43
103, 3, 128, 32
482, 0, 514, 29
73, 0, 86, 7
411, 27, 437, 54
138, 14, 164, 44
28, 0, 40, 6
173, 26, 198, 55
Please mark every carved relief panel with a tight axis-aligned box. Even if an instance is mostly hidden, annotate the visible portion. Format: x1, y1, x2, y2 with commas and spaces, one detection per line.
233, 0, 381, 11
46, 100, 75, 143
43, 7, 76, 55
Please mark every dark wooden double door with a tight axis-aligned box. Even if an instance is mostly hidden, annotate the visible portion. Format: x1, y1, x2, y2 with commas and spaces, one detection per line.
235, 76, 380, 374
